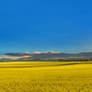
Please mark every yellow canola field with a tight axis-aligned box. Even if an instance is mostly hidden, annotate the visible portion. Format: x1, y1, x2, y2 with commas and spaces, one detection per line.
0, 61, 91, 92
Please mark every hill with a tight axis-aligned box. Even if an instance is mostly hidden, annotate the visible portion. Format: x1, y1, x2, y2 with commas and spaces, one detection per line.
0, 52, 92, 61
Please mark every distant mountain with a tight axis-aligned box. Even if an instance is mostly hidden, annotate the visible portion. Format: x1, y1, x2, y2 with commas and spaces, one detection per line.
1, 52, 92, 61
5, 53, 31, 56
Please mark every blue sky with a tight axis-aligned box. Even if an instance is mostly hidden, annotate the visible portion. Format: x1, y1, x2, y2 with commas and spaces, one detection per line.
0, 0, 92, 53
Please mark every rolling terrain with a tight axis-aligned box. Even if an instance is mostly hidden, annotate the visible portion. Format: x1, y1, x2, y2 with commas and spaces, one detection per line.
1, 52, 92, 61
0, 61, 91, 92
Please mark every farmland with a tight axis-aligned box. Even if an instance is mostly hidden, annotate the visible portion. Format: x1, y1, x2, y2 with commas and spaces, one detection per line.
0, 61, 92, 92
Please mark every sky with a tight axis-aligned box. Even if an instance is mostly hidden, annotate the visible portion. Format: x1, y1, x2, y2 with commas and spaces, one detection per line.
0, 0, 92, 53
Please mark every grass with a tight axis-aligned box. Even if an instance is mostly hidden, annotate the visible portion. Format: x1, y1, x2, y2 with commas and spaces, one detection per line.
0, 61, 92, 92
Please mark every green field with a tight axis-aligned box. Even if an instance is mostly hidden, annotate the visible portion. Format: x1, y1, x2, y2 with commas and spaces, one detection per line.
0, 61, 92, 92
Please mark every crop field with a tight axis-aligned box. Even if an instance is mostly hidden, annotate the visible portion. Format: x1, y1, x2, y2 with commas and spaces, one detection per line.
0, 61, 92, 92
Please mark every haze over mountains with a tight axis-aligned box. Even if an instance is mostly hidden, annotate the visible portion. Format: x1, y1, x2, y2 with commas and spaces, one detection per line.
0, 51, 92, 61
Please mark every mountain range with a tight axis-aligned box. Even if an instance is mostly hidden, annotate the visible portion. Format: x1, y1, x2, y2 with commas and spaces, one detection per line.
0, 51, 92, 61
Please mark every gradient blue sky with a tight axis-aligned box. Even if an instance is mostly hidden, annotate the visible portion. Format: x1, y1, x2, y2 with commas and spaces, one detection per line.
0, 0, 92, 53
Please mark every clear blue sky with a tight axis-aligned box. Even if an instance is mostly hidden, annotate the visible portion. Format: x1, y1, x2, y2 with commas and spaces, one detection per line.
0, 0, 92, 53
